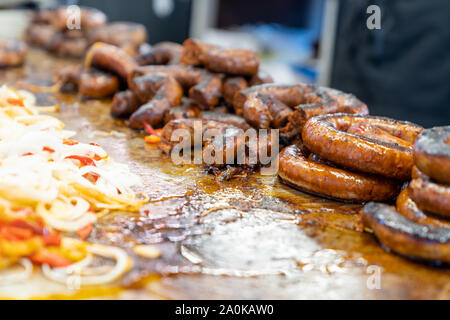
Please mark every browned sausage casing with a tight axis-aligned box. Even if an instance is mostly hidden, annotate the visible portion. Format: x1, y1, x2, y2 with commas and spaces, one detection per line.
130, 65, 222, 109
278, 145, 400, 202
85, 42, 138, 80
180, 38, 260, 76
48, 35, 88, 58
128, 74, 183, 129
223, 77, 248, 106
78, 69, 119, 98
396, 188, 450, 228
111, 90, 141, 118
362, 202, 450, 264
302, 114, 423, 180
414, 126, 450, 184
203, 49, 259, 76
136, 41, 183, 66
163, 99, 202, 123
87, 22, 147, 48
180, 38, 216, 66
409, 178, 450, 218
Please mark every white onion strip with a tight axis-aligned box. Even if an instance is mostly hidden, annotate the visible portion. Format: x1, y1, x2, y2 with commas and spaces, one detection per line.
42, 244, 131, 286
0, 259, 33, 285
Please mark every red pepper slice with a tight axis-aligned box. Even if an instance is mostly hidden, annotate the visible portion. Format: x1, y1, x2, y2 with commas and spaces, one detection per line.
42, 230, 61, 247
42, 146, 55, 153
65, 155, 97, 167
7, 98, 24, 106
77, 223, 94, 240
82, 171, 100, 183
30, 250, 72, 268
63, 139, 79, 146
144, 123, 159, 136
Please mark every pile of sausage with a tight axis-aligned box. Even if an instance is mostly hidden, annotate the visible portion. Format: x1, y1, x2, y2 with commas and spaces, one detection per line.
25, 6, 148, 58
21, 22, 450, 263
279, 114, 424, 202
0, 39, 27, 68
362, 126, 450, 264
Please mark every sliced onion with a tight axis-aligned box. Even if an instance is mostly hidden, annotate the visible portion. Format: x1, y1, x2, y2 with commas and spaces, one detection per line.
0, 259, 33, 285
42, 244, 131, 286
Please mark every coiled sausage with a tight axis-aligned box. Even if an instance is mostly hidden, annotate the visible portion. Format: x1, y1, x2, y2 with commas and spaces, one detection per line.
302, 114, 423, 180
362, 202, 450, 264
414, 126, 450, 184
278, 144, 400, 202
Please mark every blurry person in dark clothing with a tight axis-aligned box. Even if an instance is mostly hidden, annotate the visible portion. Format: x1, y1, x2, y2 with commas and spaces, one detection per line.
331, 0, 450, 127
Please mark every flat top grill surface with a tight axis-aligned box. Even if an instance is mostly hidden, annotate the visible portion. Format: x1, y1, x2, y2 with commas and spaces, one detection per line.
0, 49, 448, 300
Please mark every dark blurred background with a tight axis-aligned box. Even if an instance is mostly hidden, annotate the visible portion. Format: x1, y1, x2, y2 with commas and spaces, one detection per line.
1, 0, 449, 127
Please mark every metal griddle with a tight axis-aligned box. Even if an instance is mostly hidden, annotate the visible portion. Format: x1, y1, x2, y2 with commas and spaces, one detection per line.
0, 49, 449, 300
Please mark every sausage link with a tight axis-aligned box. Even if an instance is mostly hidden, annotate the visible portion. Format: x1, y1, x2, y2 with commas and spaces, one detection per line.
163, 99, 202, 123
223, 77, 248, 106
302, 114, 423, 180
414, 126, 450, 184
111, 90, 141, 118
87, 22, 147, 49
128, 74, 183, 129
48, 35, 88, 58
180, 38, 216, 66
362, 202, 450, 264
78, 69, 119, 98
396, 187, 450, 228
130, 65, 222, 109
180, 38, 260, 76
409, 177, 450, 218
278, 145, 400, 202
85, 42, 138, 80
203, 49, 259, 76
136, 41, 183, 66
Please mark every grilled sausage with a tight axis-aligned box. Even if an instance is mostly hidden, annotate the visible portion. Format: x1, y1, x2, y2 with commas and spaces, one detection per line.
278, 145, 400, 202
87, 22, 147, 49
78, 69, 119, 98
179, 38, 216, 66
362, 202, 450, 264
163, 100, 202, 123
203, 48, 259, 76
235, 84, 368, 134
85, 42, 138, 80
56, 64, 119, 98
0, 39, 27, 68
111, 90, 141, 118
180, 38, 259, 76
130, 65, 222, 109
396, 188, 450, 228
160, 118, 232, 153
48, 34, 88, 58
223, 76, 248, 106
136, 41, 183, 66
302, 114, 423, 180
24, 24, 57, 49
409, 177, 450, 218
414, 126, 450, 185
128, 74, 183, 129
